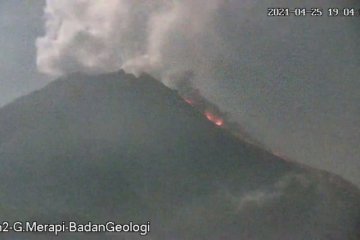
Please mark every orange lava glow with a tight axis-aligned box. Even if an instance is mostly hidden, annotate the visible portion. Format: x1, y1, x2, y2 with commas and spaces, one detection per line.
205, 111, 224, 127
184, 98, 194, 105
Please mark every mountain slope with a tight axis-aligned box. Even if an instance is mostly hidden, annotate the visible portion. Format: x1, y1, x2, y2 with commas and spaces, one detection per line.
0, 71, 359, 239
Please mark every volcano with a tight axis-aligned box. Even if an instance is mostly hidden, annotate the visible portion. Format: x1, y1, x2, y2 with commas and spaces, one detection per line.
0, 71, 359, 239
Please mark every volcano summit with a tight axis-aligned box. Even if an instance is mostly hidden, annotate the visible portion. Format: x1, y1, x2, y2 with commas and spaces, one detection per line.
0, 71, 359, 239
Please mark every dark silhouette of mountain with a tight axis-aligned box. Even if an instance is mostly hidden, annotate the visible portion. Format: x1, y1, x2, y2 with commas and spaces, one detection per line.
0, 70, 359, 239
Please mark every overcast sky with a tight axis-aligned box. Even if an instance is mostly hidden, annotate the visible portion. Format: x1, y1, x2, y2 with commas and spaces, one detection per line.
0, 0, 48, 107
0, 0, 359, 187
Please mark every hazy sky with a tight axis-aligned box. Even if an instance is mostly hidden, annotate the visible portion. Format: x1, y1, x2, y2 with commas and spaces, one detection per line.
0, 0, 359, 187
0, 0, 48, 107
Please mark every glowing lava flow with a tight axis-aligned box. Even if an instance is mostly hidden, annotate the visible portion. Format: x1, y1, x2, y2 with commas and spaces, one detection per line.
184, 98, 194, 105
205, 111, 224, 127
183, 97, 224, 127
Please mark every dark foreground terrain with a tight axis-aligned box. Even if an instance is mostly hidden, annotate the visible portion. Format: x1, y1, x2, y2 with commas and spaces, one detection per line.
0, 71, 359, 239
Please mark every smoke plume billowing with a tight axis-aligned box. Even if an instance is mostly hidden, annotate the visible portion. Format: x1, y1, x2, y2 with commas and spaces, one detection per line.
36, 0, 234, 85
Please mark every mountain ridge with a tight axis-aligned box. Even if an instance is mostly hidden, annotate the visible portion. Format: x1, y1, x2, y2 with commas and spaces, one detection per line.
0, 70, 359, 239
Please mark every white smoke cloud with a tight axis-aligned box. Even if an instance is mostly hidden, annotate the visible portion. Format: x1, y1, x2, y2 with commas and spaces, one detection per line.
224, 173, 313, 213
36, 0, 231, 85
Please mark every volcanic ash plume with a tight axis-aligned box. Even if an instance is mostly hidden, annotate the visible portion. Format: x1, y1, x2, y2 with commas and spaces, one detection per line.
36, 0, 230, 83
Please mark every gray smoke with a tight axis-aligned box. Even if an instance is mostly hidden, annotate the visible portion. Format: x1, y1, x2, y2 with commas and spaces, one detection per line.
36, 0, 231, 86
36, 0, 359, 89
